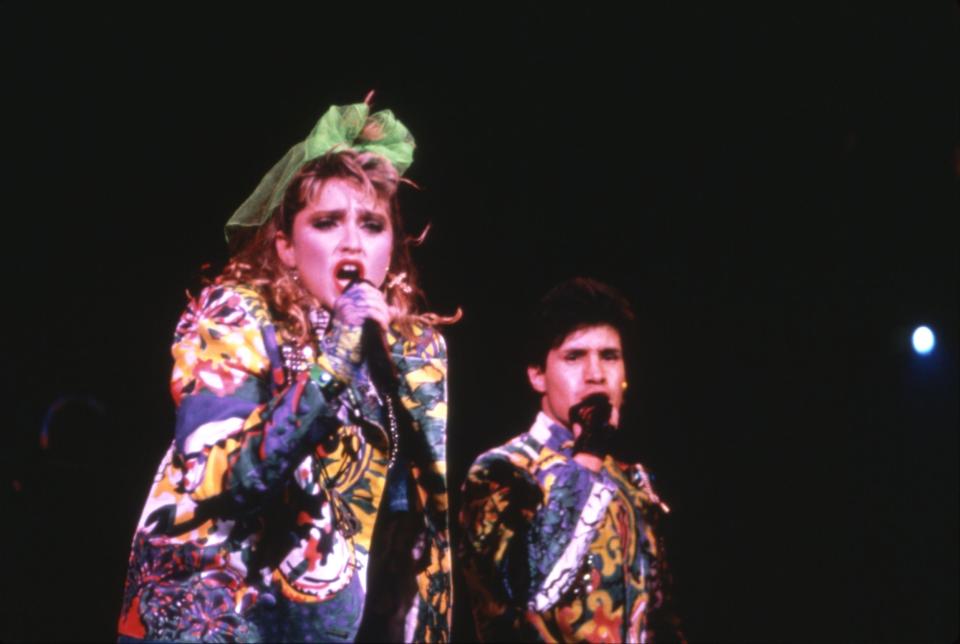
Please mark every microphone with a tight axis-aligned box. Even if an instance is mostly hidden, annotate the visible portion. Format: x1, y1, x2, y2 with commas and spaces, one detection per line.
341, 278, 406, 465
361, 317, 399, 394
570, 393, 612, 431
345, 281, 432, 486
569, 393, 614, 458
344, 277, 399, 393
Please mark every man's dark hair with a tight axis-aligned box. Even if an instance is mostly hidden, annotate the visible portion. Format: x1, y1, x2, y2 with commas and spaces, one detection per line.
525, 277, 636, 368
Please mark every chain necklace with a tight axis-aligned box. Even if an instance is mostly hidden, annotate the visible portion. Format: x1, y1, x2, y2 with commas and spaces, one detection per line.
281, 306, 399, 468
384, 394, 399, 468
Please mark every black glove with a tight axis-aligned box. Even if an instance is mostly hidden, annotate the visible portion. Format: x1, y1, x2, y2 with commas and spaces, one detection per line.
569, 393, 615, 459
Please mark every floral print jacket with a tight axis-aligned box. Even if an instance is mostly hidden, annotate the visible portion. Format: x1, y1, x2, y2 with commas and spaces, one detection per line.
459, 412, 680, 643
118, 284, 451, 642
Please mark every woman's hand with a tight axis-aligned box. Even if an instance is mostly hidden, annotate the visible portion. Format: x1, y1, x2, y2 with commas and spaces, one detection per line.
321, 281, 394, 383
332, 281, 391, 331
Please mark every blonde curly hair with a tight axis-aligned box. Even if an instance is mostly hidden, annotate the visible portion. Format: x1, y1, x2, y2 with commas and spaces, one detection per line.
218, 149, 457, 345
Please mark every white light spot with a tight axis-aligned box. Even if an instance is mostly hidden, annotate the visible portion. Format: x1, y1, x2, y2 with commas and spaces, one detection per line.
912, 326, 935, 355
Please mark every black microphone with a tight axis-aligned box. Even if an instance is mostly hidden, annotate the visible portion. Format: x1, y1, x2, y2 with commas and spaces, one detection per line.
344, 277, 399, 393
342, 278, 406, 463
570, 393, 612, 431
346, 283, 433, 489
361, 317, 399, 394
569, 393, 614, 458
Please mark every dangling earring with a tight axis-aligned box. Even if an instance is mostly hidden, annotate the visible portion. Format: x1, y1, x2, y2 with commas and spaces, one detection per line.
288, 268, 307, 298
385, 271, 413, 294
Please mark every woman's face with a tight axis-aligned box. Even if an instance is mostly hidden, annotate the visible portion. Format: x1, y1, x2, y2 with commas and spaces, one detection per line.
276, 177, 394, 310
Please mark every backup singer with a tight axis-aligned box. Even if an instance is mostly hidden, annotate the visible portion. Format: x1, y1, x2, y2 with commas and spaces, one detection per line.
459, 278, 682, 642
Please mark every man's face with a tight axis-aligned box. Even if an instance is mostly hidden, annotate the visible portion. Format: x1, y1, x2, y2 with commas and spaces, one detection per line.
527, 324, 626, 434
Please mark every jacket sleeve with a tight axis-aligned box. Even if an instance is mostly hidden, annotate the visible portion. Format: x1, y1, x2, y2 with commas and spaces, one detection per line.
459, 450, 617, 627
391, 325, 449, 510
391, 326, 453, 642
159, 285, 342, 518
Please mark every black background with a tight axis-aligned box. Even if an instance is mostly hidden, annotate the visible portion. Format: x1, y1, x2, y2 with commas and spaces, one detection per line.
2, 4, 957, 642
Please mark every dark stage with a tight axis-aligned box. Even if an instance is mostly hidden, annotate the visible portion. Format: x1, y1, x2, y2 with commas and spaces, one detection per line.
2, 5, 957, 642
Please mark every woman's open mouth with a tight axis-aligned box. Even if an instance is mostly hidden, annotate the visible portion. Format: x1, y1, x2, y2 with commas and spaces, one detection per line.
333, 260, 365, 294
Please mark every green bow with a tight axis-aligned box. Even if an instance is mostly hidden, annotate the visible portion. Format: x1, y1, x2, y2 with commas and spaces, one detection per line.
224, 103, 415, 244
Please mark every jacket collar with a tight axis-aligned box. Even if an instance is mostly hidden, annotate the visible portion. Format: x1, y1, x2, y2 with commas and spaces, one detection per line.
529, 411, 576, 455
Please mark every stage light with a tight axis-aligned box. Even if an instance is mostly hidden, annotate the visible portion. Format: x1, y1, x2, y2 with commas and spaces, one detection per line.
912, 326, 935, 355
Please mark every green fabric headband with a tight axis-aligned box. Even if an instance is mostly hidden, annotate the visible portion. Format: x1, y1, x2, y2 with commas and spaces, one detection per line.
224, 102, 415, 244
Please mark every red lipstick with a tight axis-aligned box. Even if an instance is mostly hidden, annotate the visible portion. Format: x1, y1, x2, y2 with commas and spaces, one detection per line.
332, 260, 365, 294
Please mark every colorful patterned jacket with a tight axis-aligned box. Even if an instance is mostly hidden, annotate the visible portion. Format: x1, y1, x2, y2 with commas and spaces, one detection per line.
118, 284, 451, 642
459, 412, 680, 643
